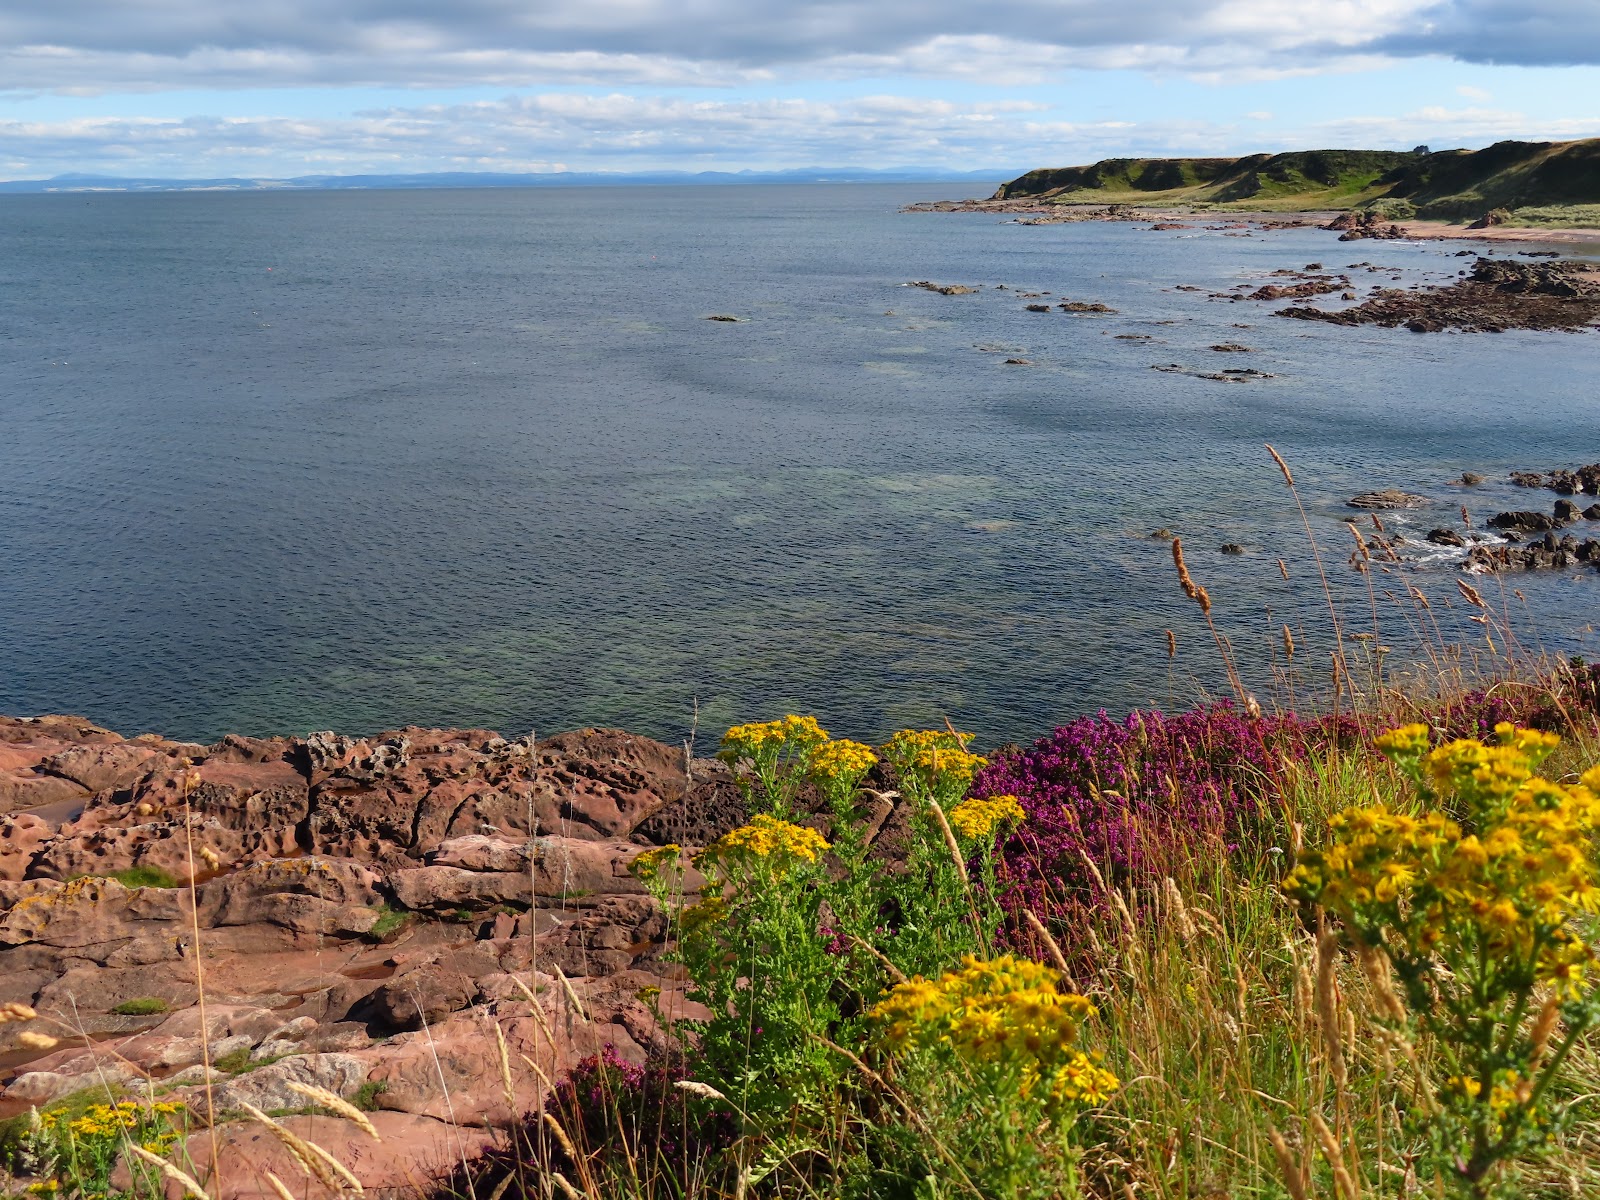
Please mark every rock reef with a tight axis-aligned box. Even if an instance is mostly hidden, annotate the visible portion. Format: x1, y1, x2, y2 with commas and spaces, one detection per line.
0, 717, 755, 1196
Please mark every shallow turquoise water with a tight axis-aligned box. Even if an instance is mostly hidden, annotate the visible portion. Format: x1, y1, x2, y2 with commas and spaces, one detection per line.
2, 183, 1597, 746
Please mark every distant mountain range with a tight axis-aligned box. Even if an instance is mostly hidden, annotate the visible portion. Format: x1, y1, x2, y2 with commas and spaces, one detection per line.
0, 166, 1010, 194
995, 139, 1600, 222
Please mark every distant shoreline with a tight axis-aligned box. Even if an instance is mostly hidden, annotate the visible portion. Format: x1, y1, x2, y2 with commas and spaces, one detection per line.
902, 198, 1600, 244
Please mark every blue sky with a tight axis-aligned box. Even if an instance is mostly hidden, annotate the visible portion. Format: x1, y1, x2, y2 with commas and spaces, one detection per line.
2, 0, 1598, 179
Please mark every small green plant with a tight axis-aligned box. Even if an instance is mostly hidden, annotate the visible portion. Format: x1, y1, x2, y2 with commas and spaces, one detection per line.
349, 1080, 389, 1112
105, 866, 180, 889
1287, 722, 1600, 1198
109, 997, 168, 1017
366, 905, 413, 941
213, 1045, 254, 1074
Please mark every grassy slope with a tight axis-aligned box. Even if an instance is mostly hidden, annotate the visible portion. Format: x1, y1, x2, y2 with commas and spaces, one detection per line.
996, 139, 1600, 223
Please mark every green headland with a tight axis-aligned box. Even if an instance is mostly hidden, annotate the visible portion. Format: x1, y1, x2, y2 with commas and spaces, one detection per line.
995, 138, 1600, 225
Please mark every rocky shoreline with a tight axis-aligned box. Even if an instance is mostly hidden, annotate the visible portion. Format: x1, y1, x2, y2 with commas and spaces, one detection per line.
0, 717, 757, 1198
902, 197, 1600, 244
1279, 256, 1600, 333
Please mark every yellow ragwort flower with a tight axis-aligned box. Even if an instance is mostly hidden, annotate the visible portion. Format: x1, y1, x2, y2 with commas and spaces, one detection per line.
947, 794, 1026, 841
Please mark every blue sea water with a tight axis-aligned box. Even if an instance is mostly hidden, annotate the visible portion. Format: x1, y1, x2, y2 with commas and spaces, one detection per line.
2, 183, 1598, 747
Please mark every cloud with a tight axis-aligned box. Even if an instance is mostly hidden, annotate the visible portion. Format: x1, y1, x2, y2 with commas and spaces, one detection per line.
1377, 0, 1600, 67
1455, 84, 1493, 100
0, 93, 1237, 176
6, 0, 1564, 94
9, 88, 1594, 180
1312, 103, 1600, 145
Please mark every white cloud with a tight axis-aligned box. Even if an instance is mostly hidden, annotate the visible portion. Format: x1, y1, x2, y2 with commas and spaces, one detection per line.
1246, 110, 1275, 119
7, 0, 1594, 95
0, 93, 1242, 177
1455, 84, 1492, 100
1313, 103, 1600, 144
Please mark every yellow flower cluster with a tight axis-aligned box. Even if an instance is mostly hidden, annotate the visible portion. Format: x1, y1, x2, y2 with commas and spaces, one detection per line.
870, 955, 1118, 1105
809, 738, 878, 782
702, 814, 830, 868
1286, 724, 1600, 995
629, 844, 682, 883
719, 715, 829, 762
882, 730, 988, 791
948, 794, 1026, 840
41, 1100, 183, 1141
680, 893, 728, 937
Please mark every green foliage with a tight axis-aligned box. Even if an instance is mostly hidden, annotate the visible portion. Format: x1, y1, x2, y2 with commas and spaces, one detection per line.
1286, 723, 1600, 1198
630, 717, 1090, 1197
349, 1080, 389, 1112
213, 1045, 254, 1074
366, 905, 413, 940
105, 867, 180, 890
10, 1099, 188, 1199
108, 998, 168, 1017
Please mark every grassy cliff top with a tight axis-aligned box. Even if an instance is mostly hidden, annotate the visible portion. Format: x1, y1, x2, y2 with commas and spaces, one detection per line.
996, 139, 1600, 224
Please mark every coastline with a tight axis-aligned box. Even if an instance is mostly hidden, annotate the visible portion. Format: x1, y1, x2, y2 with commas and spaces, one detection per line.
903, 197, 1600, 245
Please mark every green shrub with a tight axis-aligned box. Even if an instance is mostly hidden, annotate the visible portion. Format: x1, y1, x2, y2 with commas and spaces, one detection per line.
366, 905, 413, 940
110, 997, 168, 1016
107, 865, 181, 889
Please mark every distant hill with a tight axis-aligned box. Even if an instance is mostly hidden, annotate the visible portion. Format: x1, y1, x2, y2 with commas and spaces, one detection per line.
0, 166, 1010, 194
995, 140, 1600, 224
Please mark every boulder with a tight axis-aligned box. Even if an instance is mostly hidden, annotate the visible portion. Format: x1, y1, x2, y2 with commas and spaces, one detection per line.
37, 743, 163, 793
198, 1052, 370, 1117
1347, 489, 1427, 510
1489, 511, 1556, 533
163, 1111, 494, 1200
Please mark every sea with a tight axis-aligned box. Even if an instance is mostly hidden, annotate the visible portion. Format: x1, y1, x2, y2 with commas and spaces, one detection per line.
2, 183, 1598, 749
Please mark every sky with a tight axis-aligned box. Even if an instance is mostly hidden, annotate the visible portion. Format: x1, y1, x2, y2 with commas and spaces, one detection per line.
2, 0, 1599, 180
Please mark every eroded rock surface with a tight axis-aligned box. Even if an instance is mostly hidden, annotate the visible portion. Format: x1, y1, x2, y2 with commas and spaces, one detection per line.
0, 715, 733, 1200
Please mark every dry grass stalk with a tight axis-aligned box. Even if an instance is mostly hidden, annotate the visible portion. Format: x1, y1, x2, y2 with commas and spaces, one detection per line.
1023, 908, 1077, 983
1166, 629, 1177, 659
491, 1020, 517, 1114
551, 965, 589, 1022
1530, 994, 1562, 1068
1456, 579, 1487, 609
0, 1002, 38, 1022
180, 768, 225, 1197
509, 976, 558, 1042
1291, 943, 1315, 1019
240, 1102, 359, 1193
1161, 879, 1196, 942
1346, 521, 1371, 562
542, 1112, 581, 1163
1283, 625, 1296, 660
1266, 443, 1295, 486
126, 1143, 212, 1200
262, 1170, 298, 1200
550, 1173, 586, 1200
1315, 925, 1349, 1094
1310, 1111, 1359, 1200
1278, 557, 1290, 581
926, 799, 970, 885
1460, 503, 1472, 529
285, 1081, 381, 1142
846, 932, 908, 984
1357, 944, 1407, 1023
1267, 1127, 1312, 1200
518, 1053, 556, 1094
674, 1080, 729, 1102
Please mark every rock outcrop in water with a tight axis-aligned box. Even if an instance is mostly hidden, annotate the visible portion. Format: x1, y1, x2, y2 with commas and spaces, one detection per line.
0, 716, 754, 1197
1278, 257, 1600, 333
